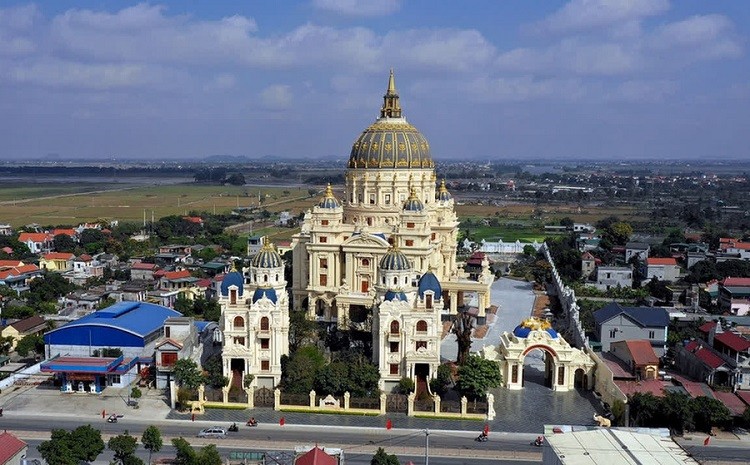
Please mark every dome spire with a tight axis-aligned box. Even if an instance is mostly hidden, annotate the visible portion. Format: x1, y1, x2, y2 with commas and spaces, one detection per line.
380, 68, 402, 119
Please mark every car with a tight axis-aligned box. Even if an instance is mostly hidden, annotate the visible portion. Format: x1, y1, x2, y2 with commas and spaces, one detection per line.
197, 427, 227, 438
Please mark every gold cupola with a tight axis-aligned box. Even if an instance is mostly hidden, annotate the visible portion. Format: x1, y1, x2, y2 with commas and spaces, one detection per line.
348, 70, 434, 170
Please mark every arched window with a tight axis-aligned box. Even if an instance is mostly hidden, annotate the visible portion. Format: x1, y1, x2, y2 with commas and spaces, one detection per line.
230, 289, 237, 305
362, 258, 370, 267
393, 277, 398, 285
275, 274, 279, 281
264, 274, 268, 282
390, 320, 399, 335
260, 316, 270, 331
416, 320, 428, 332
233, 316, 245, 329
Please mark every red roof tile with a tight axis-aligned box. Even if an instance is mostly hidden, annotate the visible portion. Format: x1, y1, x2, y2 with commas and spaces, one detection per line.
0, 260, 24, 267
647, 257, 678, 266
132, 262, 158, 270
43, 252, 74, 260
723, 277, 750, 287
0, 264, 40, 279
714, 332, 750, 352
737, 390, 750, 406
625, 340, 659, 365
295, 447, 337, 465
0, 431, 27, 463
712, 391, 747, 416
692, 346, 726, 369
76, 254, 93, 262
52, 228, 76, 237
698, 321, 717, 334
614, 379, 666, 397
18, 232, 51, 243
163, 270, 191, 280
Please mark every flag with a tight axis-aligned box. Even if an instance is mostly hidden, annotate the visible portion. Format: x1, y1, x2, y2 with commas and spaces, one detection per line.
386, 419, 392, 430
280, 417, 286, 426
703, 436, 710, 446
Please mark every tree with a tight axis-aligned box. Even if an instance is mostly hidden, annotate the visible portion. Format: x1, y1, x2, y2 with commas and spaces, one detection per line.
602, 221, 633, 246
172, 437, 221, 465
396, 377, 414, 394
108, 432, 141, 464
130, 386, 142, 399
141, 425, 163, 465
456, 355, 502, 400
225, 172, 246, 186
451, 311, 474, 365
16, 333, 44, 357
203, 353, 229, 388
97, 297, 116, 309
559, 217, 574, 228
691, 396, 731, 433
522, 244, 537, 256
430, 363, 454, 395
628, 392, 663, 427
173, 359, 205, 390
662, 392, 694, 434
281, 345, 326, 394
38, 425, 105, 465
53, 233, 76, 253
289, 309, 319, 353
371, 447, 400, 465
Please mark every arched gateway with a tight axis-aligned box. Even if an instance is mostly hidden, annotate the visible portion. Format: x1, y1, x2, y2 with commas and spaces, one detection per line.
483, 318, 595, 392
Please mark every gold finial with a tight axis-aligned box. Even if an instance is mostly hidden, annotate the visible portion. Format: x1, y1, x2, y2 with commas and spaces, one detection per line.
380, 69, 402, 119
324, 183, 334, 198
439, 179, 448, 193
230, 261, 237, 272
409, 187, 418, 199
261, 236, 274, 250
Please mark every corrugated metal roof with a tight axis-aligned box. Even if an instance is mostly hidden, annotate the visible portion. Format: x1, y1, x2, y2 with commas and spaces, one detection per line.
46, 301, 181, 338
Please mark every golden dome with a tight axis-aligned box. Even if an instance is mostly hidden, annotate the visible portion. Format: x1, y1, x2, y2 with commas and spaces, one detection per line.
348, 70, 434, 170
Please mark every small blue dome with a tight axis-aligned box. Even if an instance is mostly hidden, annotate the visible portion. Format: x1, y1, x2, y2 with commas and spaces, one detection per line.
513, 325, 531, 338
384, 290, 408, 302
379, 245, 411, 271
436, 179, 452, 202
252, 287, 277, 303
417, 271, 442, 300
252, 238, 283, 269
221, 271, 244, 297
403, 189, 424, 212
546, 328, 559, 338
318, 184, 341, 209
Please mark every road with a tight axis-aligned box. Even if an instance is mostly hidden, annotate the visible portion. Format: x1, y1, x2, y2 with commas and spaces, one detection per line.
3, 415, 749, 464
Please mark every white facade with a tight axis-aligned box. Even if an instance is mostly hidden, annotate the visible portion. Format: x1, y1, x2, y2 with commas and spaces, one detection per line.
595, 266, 632, 291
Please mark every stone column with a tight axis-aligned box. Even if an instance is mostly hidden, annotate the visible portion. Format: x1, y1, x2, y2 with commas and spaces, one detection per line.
433, 394, 441, 416
407, 392, 416, 417
274, 388, 281, 411
309, 390, 317, 408
379, 392, 387, 415
246, 386, 254, 409
169, 380, 176, 410
198, 384, 205, 403
344, 392, 350, 411
221, 385, 229, 404
460, 396, 468, 417
486, 393, 496, 421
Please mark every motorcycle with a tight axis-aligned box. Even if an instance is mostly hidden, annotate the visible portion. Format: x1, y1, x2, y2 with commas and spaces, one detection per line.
228, 423, 239, 432
531, 437, 544, 447
475, 433, 488, 442
107, 414, 118, 423
246, 419, 258, 427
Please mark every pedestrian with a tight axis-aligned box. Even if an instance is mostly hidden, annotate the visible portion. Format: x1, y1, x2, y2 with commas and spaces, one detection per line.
191, 413, 195, 422
101, 409, 105, 419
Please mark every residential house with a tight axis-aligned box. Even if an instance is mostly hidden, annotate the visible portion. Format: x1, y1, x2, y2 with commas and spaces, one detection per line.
573, 223, 596, 233
52, 228, 78, 241
121, 281, 148, 302
593, 302, 669, 355
0, 315, 47, 350
17, 232, 53, 254
40, 252, 75, 271
719, 237, 750, 260
276, 211, 293, 226
59, 290, 109, 317
625, 242, 650, 262
182, 216, 203, 226
581, 252, 596, 280
0, 263, 42, 293
0, 431, 28, 465
158, 270, 203, 300
73, 254, 95, 275
719, 278, 750, 312
675, 340, 739, 390
0, 224, 13, 236
610, 340, 660, 380
130, 262, 159, 281
247, 235, 266, 255
646, 257, 681, 282
154, 316, 219, 388
276, 240, 293, 255
594, 266, 632, 291
687, 251, 707, 269
156, 245, 191, 265
730, 299, 750, 316
294, 446, 340, 465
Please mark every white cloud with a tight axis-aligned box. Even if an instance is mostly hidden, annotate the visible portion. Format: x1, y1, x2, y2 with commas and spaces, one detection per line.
0, 4, 39, 56
649, 15, 742, 61
260, 84, 293, 109
497, 40, 638, 76
608, 80, 678, 102
532, 0, 670, 35
204, 73, 237, 91
312, 0, 400, 17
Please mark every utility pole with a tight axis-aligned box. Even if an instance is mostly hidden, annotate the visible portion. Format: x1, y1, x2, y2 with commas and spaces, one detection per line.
425, 429, 430, 465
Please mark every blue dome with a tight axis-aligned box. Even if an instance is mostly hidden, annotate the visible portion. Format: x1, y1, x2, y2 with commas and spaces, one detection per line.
384, 290, 408, 302
546, 328, 559, 338
513, 325, 531, 338
252, 287, 277, 303
221, 271, 244, 297
436, 179, 452, 202
318, 184, 341, 209
252, 238, 283, 269
379, 245, 411, 271
403, 189, 424, 212
417, 271, 442, 299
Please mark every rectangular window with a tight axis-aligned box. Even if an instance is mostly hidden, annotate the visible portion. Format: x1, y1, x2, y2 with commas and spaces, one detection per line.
261, 360, 270, 371
406, 222, 415, 229
558, 366, 565, 385
321, 219, 329, 226
165, 327, 170, 338
260, 338, 270, 349
370, 194, 376, 204
161, 352, 178, 366
405, 239, 414, 247
390, 341, 399, 353
609, 330, 616, 338
648, 330, 655, 339
416, 341, 427, 350
320, 236, 327, 243
234, 337, 245, 346
320, 258, 328, 269
385, 194, 391, 204
367, 217, 373, 226
110, 374, 121, 385
390, 364, 399, 375
431, 233, 436, 240
319, 275, 327, 286
511, 365, 518, 384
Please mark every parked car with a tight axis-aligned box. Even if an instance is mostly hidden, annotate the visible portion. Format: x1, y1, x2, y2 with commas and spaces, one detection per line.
197, 427, 227, 438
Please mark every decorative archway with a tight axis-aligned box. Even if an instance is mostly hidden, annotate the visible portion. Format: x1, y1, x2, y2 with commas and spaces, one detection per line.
482, 318, 596, 392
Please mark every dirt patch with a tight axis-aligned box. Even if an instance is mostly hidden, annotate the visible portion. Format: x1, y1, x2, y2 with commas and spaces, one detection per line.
532, 291, 550, 318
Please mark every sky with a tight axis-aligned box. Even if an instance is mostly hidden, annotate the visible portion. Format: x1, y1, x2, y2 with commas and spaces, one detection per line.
0, 0, 749, 161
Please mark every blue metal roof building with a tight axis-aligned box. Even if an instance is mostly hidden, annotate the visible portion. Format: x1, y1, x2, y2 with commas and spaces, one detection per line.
45, 301, 182, 358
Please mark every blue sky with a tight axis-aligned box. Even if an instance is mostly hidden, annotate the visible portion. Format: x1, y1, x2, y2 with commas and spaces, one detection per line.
0, 0, 748, 161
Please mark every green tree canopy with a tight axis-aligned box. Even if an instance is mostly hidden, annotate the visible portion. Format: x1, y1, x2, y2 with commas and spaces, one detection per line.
456, 355, 502, 399
173, 359, 205, 390
108, 432, 140, 464
53, 233, 76, 253
172, 437, 221, 465
371, 447, 400, 465
141, 425, 163, 465
281, 345, 326, 394
38, 425, 105, 465
16, 333, 44, 357
288, 309, 319, 353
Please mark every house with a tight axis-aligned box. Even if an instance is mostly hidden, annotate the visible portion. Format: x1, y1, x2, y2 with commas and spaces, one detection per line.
130, 262, 159, 281
276, 240, 293, 255
646, 257, 681, 282
40, 252, 75, 271
294, 446, 339, 465
730, 299, 750, 316
0, 224, 13, 236
73, 254, 96, 275
609, 340, 660, 380
247, 235, 266, 255
0, 263, 42, 293
593, 302, 669, 355
625, 242, 650, 261
182, 216, 203, 226
52, 228, 78, 241
276, 211, 293, 226
0, 315, 47, 350
159, 270, 203, 300
719, 237, 750, 260
674, 340, 739, 390
59, 290, 109, 316
17, 232, 53, 254
464, 251, 490, 281
154, 317, 220, 388
573, 223, 595, 233
687, 251, 707, 269
0, 431, 28, 465
594, 266, 632, 291
581, 252, 596, 280
718, 277, 750, 312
